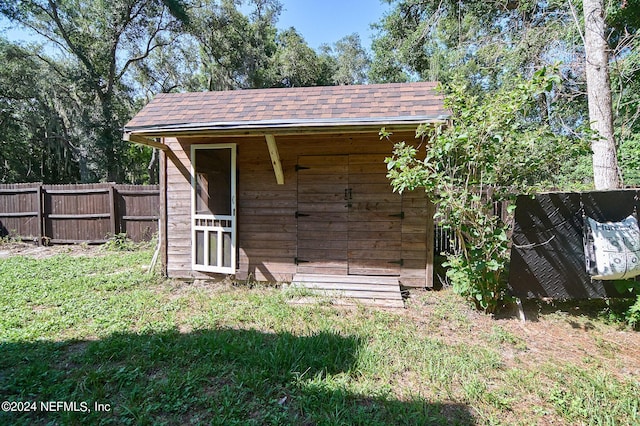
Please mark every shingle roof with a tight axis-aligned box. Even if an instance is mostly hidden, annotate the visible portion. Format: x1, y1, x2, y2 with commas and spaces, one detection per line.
124, 82, 448, 135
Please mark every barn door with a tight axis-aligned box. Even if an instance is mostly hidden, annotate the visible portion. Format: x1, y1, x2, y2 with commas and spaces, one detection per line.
191, 144, 236, 274
348, 154, 402, 276
296, 155, 349, 275
296, 154, 402, 276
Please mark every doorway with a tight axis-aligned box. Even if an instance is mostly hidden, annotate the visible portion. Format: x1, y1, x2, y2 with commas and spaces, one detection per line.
191, 144, 236, 273
296, 154, 402, 276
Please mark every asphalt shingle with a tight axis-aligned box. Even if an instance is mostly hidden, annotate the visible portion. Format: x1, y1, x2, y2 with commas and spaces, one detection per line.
125, 82, 448, 131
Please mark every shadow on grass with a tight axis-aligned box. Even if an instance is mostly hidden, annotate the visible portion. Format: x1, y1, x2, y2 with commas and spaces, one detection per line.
1, 329, 476, 425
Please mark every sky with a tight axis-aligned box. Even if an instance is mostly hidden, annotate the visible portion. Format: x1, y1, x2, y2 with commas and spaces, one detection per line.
275, 0, 391, 51
0, 0, 392, 53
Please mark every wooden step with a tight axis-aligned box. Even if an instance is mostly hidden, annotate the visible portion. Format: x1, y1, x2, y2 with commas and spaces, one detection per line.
287, 274, 405, 308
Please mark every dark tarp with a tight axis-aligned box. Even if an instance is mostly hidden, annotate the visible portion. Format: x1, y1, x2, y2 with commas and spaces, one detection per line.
508, 190, 640, 299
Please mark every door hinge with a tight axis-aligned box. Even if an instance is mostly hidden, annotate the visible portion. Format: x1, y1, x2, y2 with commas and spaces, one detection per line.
388, 259, 404, 266
295, 257, 309, 265
295, 165, 310, 171
295, 211, 310, 218
389, 212, 405, 219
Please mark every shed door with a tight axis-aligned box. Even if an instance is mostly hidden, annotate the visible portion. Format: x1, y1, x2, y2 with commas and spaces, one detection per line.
192, 145, 236, 274
296, 154, 402, 276
348, 154, 402, 276
296, 155, 349, 275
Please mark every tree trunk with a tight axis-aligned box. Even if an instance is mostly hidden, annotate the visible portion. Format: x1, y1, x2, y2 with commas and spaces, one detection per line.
148, 148, 159, 184
583, 0, 621, 189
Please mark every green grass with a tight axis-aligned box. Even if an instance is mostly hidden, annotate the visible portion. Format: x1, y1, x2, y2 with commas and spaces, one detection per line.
1, 249, 639, 425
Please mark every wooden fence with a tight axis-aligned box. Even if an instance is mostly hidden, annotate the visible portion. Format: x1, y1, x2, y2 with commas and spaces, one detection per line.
0, 183, 159, 244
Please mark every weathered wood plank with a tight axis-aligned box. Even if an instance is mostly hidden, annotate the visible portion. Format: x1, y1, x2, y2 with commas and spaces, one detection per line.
295, 264, 349, 275
239, 199, 297, 208
292, 289, 403, 300
238, 213, 295, 222
298, 239, 348, 250
297, 202, 348, 213
293, 274, 399, 285
297, 249, 350, 261
291, 283, 402, 293
238, 190, 296, 200
297, 221, 348, 232
297, 193, 345, 203
265, 134, 285, 185
239, 239, 297, 249
348, 238, 401, 249
349, 211, 405, 222
348, 264, 400, 276
287, 297, 404, 309
348, 221, 401, 232
289, 274, 404, 308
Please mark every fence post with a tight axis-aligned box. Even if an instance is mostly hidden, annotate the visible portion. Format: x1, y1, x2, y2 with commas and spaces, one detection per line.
109, 185, 117, 237
36, 184, 43, 246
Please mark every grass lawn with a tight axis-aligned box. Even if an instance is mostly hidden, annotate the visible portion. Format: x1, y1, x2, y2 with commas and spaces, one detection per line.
0, 247, 639, 425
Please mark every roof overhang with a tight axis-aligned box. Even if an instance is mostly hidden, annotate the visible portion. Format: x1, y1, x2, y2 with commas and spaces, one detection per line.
123, 115, 450, 144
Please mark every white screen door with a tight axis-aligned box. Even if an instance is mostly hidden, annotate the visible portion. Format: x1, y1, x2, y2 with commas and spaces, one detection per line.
192, 144, 236, 273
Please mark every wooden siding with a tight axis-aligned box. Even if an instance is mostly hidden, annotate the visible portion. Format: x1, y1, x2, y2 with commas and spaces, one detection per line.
0, 183, 159, 244
163, 132, 434, 286
297, 155, 349, 275
348, 153, 403, 276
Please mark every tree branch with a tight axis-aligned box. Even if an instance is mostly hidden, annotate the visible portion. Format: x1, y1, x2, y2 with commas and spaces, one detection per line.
116, 7, 172, 81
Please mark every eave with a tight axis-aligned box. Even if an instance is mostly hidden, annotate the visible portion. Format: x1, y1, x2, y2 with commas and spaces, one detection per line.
122, 115, 450, 141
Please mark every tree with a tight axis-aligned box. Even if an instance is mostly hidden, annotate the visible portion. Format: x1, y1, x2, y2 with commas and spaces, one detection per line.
608, 0, 640, 186
326, 33, 370, 85
370, 1, 579, 86
184, 0, 281, 90
272, 28, 330, 87
372, 0, 640, 188
0, 38, 81, 183
0, 0, 189, 182
582, 0, 621, 189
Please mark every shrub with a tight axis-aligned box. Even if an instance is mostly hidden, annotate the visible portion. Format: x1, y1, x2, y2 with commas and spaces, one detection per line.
384, 68, 591, 313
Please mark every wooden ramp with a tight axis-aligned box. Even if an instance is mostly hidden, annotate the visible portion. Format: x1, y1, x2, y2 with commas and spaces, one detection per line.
287, 274, 405, 308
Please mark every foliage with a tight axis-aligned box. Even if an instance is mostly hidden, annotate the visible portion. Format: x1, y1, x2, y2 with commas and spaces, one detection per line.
322, 33, 371, 85
103, 233, 140, 251
272, 27, 332, 87
183, 0, 281, 90
626, 296, 640, 329
384, 68, 591, 313
0, 38, 82, 183
370, 1, 579, 87
372, 0, 640, 187
611, 30, 640, 186
0, 0, 189, 183
610, 281, 640, 329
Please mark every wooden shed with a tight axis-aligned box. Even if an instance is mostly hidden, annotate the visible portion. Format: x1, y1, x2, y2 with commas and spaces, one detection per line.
124, 83, 448, 304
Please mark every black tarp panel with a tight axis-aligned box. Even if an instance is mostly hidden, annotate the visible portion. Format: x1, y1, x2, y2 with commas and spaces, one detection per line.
508, 190, 640, 299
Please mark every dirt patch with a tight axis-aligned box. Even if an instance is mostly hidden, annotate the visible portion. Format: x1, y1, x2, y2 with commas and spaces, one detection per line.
405, 289, 640, 383
0, 242, 105, 260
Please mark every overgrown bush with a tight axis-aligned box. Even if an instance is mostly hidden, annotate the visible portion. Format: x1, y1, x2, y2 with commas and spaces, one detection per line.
626, 296, 640, 329
103, 233, 138, 251
384, 68, 591, 313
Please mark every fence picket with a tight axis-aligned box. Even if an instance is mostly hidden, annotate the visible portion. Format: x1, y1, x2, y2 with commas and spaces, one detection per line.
0, 183, 159, 244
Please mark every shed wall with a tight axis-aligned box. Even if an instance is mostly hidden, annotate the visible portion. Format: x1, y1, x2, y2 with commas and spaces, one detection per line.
163, 132, 433, 286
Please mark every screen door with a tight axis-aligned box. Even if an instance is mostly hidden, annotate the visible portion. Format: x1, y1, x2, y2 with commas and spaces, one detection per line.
192, 144, 236, 273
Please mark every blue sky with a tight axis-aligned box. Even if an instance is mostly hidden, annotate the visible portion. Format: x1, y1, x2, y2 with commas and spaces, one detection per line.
276, 0, 391, 50
1, 1, 391, 53
0, 0, 389, 50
